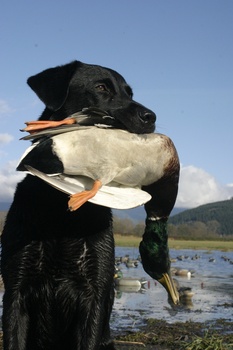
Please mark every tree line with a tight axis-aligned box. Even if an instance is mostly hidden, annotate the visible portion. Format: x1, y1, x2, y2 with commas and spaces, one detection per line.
113, 216, 233, 240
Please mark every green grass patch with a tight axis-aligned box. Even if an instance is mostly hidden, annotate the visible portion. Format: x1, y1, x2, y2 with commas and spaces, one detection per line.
114, 234, 233, 251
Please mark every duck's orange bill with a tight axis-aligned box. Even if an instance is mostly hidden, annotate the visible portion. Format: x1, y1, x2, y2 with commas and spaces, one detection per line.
23, 118, 76, 134
68, 180, 102, 211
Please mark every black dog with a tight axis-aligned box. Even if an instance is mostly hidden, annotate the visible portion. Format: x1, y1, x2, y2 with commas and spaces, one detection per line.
1, 61, 156, 350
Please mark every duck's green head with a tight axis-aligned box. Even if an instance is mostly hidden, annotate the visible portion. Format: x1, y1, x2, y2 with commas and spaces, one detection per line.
139, 218, 179, 305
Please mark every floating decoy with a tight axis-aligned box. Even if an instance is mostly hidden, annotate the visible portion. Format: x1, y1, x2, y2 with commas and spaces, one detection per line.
125, 260, 138, 268
115, 277, 147, 288
114, 269, 147, 290
177, 255, 185, 261
191, 254, 201, 260
172, 278, 194, 308
17, 110, 179, 212
174, 268, 195, 278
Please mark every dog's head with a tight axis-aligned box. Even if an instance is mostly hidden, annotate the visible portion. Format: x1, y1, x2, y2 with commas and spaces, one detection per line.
27, 61, 156, 134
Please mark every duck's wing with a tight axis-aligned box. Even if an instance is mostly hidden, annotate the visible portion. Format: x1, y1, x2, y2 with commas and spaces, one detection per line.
20, 124, 94, 141
21, 107, 123, 141
25, 166, 151, 209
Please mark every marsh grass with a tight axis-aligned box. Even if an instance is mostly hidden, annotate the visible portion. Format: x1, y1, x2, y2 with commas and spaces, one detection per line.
115, 319, 233, 350
183, 331, 233, 350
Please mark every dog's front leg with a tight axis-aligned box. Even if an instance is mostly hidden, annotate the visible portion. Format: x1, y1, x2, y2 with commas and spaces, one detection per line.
2, 290, 29, 350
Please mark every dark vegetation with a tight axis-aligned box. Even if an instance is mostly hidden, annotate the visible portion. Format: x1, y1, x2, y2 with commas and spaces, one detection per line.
114, 318, 233, 350
168, 199, 233, 239
113, 199, 233, 240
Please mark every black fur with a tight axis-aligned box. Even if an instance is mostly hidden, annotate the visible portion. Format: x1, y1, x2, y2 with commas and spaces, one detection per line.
1, 61, 156, 350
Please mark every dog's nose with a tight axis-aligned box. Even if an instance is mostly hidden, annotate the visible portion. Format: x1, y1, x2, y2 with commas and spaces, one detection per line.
140, 111, 156, 124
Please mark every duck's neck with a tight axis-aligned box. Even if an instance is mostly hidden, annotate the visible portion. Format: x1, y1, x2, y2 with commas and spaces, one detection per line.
139, 218, 170, 280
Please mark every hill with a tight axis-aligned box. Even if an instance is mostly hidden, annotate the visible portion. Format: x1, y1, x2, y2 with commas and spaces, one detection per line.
0, 202, 186, 222
169, 199, 233, 236
113, 206, 186, 223
0, 202, 11, 211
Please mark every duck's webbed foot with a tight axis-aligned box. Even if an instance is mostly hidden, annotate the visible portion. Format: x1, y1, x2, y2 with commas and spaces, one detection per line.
22, 118, 76, 134
68, 180, 102, 211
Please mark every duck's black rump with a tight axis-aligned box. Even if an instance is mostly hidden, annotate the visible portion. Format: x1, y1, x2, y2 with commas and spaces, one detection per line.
17, 138, 64, 174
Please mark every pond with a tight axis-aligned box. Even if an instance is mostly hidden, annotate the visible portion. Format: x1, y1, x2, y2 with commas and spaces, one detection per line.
111, 246, 233, 333
0, 247, 232, 334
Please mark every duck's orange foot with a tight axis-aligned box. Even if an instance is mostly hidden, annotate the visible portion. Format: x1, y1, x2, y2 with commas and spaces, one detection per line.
23, 118, 76, 134
68, 180, 102, 211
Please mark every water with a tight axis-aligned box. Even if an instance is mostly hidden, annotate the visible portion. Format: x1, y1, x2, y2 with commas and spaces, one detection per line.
0, 247, 232, 333
111, 247, 233, 332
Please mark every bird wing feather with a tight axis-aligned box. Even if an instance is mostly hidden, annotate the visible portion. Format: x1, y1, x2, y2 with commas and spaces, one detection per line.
25, 166, 151, 209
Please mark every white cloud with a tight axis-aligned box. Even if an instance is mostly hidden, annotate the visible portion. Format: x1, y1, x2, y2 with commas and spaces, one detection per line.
0, 99, 14, 116
176, 165, 233, 208
0, 160, 25, 202
0, 133, 14, 145
0, 160, 232, 208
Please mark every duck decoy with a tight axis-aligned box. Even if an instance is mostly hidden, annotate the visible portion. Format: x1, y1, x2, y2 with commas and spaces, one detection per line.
174, 268, 195, 278
114, 269, 147, 293
172, 279, 194, 308
125, 260, 138, 268
17, 112, 179, 212
115, 277, 147, 288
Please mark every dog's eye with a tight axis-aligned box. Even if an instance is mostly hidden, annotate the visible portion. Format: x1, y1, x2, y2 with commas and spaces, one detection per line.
96, 84, 108, 92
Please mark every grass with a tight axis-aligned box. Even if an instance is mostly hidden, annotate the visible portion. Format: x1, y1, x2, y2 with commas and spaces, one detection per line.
115, 319, 233, 350
184, 332, 233, 350
114, 234, 233, 251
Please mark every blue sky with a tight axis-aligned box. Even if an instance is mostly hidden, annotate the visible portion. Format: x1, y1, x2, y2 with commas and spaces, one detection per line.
1, 0, 233, 207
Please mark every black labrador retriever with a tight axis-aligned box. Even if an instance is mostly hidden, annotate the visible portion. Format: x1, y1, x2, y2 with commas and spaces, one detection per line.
1, 61, 156, 350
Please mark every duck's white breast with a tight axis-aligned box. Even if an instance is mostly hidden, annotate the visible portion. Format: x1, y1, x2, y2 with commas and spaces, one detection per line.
52, 128, 178, 187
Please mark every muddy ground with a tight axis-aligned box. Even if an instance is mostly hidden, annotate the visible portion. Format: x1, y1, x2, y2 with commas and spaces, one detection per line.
0, 318, 232, 350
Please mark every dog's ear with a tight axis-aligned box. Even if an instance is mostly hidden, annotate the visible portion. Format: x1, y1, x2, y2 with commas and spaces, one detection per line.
27, 61, 82, 111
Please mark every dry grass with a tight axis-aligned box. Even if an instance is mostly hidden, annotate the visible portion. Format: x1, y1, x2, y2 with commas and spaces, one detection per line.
115, 319, 233, 350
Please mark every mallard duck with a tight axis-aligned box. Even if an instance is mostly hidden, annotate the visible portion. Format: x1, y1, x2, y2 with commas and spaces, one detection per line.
18, 109, 180, 304
17, 112, 178, 212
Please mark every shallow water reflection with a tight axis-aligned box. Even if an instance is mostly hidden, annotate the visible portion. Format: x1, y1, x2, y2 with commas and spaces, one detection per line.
0, 247, 232, 333
111, 247, 233, 333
